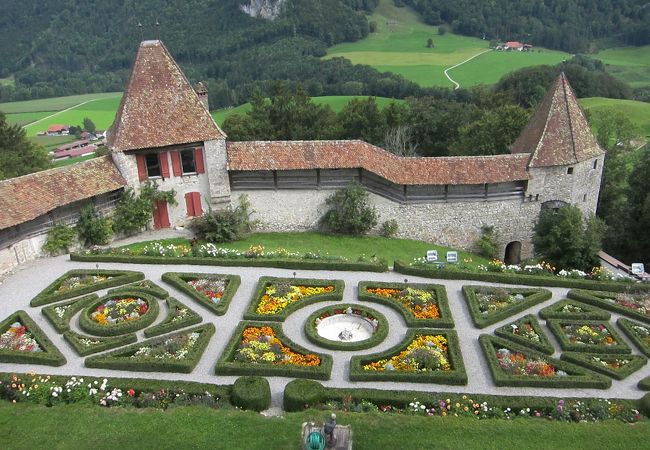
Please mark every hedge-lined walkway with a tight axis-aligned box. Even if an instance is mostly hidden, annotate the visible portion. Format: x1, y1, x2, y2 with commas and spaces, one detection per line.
0, 255, 648, 412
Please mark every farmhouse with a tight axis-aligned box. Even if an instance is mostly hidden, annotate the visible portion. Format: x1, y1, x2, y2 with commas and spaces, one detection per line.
46, 124, 70, 135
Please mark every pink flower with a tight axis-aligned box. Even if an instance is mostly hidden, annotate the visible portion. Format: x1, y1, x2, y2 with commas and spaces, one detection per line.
127, 389, 135, 397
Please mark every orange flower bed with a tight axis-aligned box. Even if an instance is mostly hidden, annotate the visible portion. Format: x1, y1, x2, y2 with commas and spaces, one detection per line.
236, 326, 320, 367
367, 286, 440, 319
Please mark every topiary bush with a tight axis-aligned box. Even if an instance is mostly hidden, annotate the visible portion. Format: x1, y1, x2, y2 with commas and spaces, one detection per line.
380, 219, 399, 237
284, 379, 324, 412
639, 393, 650, 415
320, 183, 378, 235
231, 376, 271, 412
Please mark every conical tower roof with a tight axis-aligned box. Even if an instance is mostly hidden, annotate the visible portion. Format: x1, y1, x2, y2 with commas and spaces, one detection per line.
511, 73, 603, 167
107, 40, 225, 152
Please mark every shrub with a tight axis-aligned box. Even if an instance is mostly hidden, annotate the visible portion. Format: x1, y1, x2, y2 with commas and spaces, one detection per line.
231, 376, 271, 412
284, 379, 324, 412
320, 183, 378, 235
380, 219, 399, 237
112, 182, 176, 236
42, 223, 77, 255
190, 194, 255, 243
476, 225, 498, 259
76, 204, 113, 246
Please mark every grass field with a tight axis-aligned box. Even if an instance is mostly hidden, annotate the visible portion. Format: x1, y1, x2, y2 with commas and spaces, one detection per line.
580, 97, 650, 138
0, 92, 122, 114
592, 45, 650, 87
325, 0, 569, 88
1, 403, 647, 450
4, 111, 52, 126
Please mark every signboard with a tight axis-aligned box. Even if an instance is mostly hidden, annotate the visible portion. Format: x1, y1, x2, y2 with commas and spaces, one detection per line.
426, 250, 438, 262
631, 263, 645, 275
446, 251, 458, 263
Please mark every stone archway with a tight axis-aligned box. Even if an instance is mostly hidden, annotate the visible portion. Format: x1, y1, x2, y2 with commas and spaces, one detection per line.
504, 241, 522, 265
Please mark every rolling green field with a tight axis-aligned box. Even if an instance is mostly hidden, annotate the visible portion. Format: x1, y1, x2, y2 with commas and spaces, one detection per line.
326, 0, 569, 88
0, 92, 121, 114
592, 45, 650, 87
4, 111, 52, 126
580, 97, 650, 138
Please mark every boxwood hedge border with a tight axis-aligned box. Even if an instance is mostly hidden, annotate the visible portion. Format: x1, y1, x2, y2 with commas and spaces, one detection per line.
215, 321, 332, 380
243, 277, 344, 322
143, 297, 202, 338
78, 291, 160, 337
494, 314, 555, 355
30, 269, 145, 307
546, 319, 632, 354
538, 299, 611, 321
617, 318, 650, 357
41, 294, 98, 333
108, 280, 169, 299
84, 323, 215, 373
567, 289, 650, 325
349, 328, 467, 385
63, 330, 138, 356
560, 352, 647, 380
161, 272, 241, 316
0, 310, 66, 366
479, 334, 611, 389
357, 281, 454, 328
640, 376, 650, 391
303, 303, 389, 351
462, 285, 552, 328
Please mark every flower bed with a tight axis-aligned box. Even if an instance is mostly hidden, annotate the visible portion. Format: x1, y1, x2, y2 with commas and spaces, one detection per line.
0, 311, 66, 366
349, 329, 467, 385
30, 269, 145, 307
546, 320, 631, 354
215, 321, 332, 380
617, 318, 650, 357
304, 304, 389, 351
243, 277, 344, 321
78, 292, 159, 337
494, 314, 554, 355
161, 272, 240, 315
462, 285, 552, 328
560, 352, 647, 380
143, 297, 202, 338
358, 281, 453, 328
538, 299, 611, 321
479, 335, 610, 389
63, 330, 137, 357
568, 289, 650, 324
41, 294, 98, 333
108, 280, 169, 299
85, 324, 215, 373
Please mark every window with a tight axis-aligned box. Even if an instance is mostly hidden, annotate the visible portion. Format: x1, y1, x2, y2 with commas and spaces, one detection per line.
567, 167, 574, 175
145, 154, 161, 177
181, 149, 196, 174
593, 159, 598, 169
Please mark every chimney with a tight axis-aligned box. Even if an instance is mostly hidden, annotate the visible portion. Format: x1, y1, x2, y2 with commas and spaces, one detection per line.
195, 81, 209, 111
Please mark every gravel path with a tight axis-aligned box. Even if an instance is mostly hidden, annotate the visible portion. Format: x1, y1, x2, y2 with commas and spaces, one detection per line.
0, 255, 648, 411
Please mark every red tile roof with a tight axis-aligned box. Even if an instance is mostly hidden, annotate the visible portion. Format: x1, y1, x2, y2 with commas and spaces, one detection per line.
53, 145, 97, 159
0, 156, 126, 230
107, 40, 225, 152
227, 140, 530, 185
511, 73, 604, 167
47, 124, 69, 133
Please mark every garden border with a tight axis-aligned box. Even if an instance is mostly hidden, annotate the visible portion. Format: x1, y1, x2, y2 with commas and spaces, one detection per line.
567, 289, 650, 325
41, 294, 98, 333
546, 319, 632, 354
538, 299, 611, 321
560, 352, 647, 380
494, 314, 555, 355
78, 291, 160, 337
63, 330, 138, 357
143, 297, 202, 338
0, 310, 66, 366
108, 280, 169, 299
462, 285, 552, 328
161, 272, 241, 316
617, 318, 650, 357
640, 376, 650, 391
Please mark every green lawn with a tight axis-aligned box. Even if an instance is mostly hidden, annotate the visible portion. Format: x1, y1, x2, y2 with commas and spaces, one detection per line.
4, 111, 52, 126
591, 45, 650, 87
52, 153, 98, 167
1, 403, 647, 450
580, 97, 650, 138
0, 92, 122, 114
121, 231, 488, 269
29, 134, 77, 153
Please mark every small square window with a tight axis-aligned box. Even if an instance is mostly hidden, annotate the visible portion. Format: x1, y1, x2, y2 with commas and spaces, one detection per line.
567, 167, 574, 175
181, 149, 196, 174
593, 159, 598, 169
145, 154, 161, 177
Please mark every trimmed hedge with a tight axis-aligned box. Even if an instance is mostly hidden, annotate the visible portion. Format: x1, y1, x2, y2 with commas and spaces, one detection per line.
479, 334, 611, 389
567, 289, 650, 325
394, 260, 647, 292
349, 329, 467, 385
0, 310, 66, 366
63, 330, 137, 356
41, 294, 98, 333
357, 281, 454, 328
30, 269, 145, 307
78, 291, 160, 337
546, 319, 631, 354
284, 379, 325, 412
462, 285, 552, 328
243, 277, 344, 322
304, 304, 389, 351
231, 376, 271, 412
494, 314, 554, 355
144, 297, 202, 338
538, 299, 611, 321
560, 352, 647, 380
617, 318, 650, 357
161, 272, 241, 316
108, 279, 169, 299
85, 323, 215, 373
215, 321, 332, 380
639, 377, 650, 391
71, 252, 388, 272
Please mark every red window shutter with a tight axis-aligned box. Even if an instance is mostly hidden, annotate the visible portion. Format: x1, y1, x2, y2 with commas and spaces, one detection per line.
192, 192, 203, 216
171, 151, 182, 176
194, 147, 205, 174
136, 155, 147, 181
185, 192, 195, 217
159, 152, 170, 178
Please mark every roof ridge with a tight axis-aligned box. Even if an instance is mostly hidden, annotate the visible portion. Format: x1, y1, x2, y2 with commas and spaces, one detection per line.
560, 73, 579, 163
0, 155, 111, 186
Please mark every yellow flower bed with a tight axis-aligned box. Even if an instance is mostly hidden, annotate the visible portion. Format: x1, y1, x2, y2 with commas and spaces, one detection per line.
363, 335, 451, 372
256, 284, 334, 315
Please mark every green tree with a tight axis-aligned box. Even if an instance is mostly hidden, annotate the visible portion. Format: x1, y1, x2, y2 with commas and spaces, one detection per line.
112, 182, 177, 236
337, 97, 386, 145
82, 117, 96, 133
320, 183, 378, 235
426, 38, 434, 48
76, 204, 113, 246
627, 147, 650, 266
0, 112, 50, 180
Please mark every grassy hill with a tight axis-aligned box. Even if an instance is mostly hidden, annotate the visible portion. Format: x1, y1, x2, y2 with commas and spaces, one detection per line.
591, 46, 650, 88
579, 97, 650, 138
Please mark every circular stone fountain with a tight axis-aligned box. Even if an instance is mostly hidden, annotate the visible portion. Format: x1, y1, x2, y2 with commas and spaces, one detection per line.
304, 304, 388, 350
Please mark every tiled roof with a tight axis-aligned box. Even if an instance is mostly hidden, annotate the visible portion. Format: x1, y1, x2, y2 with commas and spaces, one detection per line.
107, 40, 225, 152
227, 140, 530, 185
511, 73, 603, 167
0, 156, 126, 230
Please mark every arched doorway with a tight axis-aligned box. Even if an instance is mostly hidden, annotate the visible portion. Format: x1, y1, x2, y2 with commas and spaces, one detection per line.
504, 241, 522, 265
